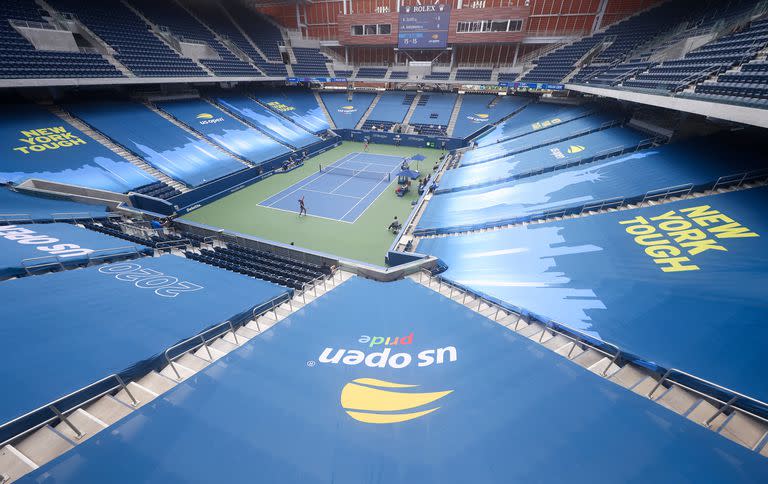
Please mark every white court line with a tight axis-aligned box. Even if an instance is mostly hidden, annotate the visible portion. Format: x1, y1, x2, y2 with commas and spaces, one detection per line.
260, 203, 355, 224
330, 162, 372, 194
346, 163, 405, 224
260, 152, 358, 207
301, 188, 361, 200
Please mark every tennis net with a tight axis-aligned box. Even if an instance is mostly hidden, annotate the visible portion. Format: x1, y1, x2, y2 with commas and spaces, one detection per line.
319, 165, 391, 182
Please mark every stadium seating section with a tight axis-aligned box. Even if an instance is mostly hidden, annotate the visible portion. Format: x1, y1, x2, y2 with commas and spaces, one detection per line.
439, 126, 651, 192
0, 186, 109, 223
291, 47, 330, 77
0, 253, 287, 425
65, 100, 247, 187
409, 93, 457, 131
126, 0, 260, 77
364, 91, 413, 126
454, 68, 492, 81
216, 94, 321, 149
476, 103, 595, 147
319, 92, 376, 129
155, 98, 291, 166
356, 67, 388, 78
0, 222, 150, 279
461, 112, 621, 165
0, 103, 158, 193
48, 0, 207, 78
417, 131, 764, 234
418, 187, 768, 402
254, 89, 330, 133
16, 276, 768, 484
451, 95, 530, 139
0, 0, 121, 79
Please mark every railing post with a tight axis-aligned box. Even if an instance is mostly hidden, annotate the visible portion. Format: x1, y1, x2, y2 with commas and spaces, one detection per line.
648, 369, 672, 399
202, 335, 213, 361
50, 405, 82, 439
228, 320, 239, 345
705, 395, 738, 427
602, 351, 620, 377
166, 354, 182, 380
115, 375, 137, 406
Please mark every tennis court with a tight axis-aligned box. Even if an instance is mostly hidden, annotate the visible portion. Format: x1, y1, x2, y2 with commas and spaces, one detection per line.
259, 152, 406, 223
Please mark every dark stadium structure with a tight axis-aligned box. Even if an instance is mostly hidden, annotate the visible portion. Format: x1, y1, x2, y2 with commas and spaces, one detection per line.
1, 0, 768, 482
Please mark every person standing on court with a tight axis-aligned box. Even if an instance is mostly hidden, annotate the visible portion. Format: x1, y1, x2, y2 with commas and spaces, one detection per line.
363, 137, 370, 152
298, 196, 307, 217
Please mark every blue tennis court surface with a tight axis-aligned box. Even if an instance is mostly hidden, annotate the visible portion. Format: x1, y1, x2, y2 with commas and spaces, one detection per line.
260, 152, 405, 223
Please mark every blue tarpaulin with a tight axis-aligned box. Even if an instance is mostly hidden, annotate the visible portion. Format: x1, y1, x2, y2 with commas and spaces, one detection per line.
0, 254, 288, 424
0, 223, 150, 278
18, 277, 768, 483
418, 187, 768, 401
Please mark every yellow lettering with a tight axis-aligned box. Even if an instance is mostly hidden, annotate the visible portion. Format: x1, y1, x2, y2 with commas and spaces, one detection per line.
680, 239, 727, 256
626, 224, 655, 235
656, 257, 699, 273
680, 205, 718, 219
619, 216, 648, 225
634, 233, 669, 246
20, 129, 41, 138
646, 245, 681, 258
667, 228, 707, 243
658, 219, 692, 232
708, 222, 759, 239
650, 210, 682, 222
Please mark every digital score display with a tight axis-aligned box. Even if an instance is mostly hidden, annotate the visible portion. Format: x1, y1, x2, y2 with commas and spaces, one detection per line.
398, 4, 451, 49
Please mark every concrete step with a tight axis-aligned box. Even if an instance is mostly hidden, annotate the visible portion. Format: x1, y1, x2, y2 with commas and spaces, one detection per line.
115, 382, 158, 408
587, 357, 620, 377
632, 376, 661, 398
138, 370, 178, 393
14, 425, 74, 466
715, 412, 768, 450
542, 334, 572, 352
571, 349, 605, 369
83, 395, 133, 425
686, 399, 723, 426
178, 352, 211, 371
196, 344, 227, 361
0, 444, 37, 482
516, 322, 546, 338
53, 408, 107, 443
608, 364, 649, 390
236, 325, 260, 339
498, 313, 522, 328
161, 361, 196, 381
655, 385, 699, 414
209, 337, 238, 354
222, 331, 245, 346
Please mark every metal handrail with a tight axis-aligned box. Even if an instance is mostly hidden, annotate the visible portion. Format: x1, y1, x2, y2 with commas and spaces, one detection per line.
648, 368, 768, 427
420, 269, 768, 424
0, 373, 135, 448
0, 213, 33, 224
418, 270, 622, 375
21, 255, 66, 274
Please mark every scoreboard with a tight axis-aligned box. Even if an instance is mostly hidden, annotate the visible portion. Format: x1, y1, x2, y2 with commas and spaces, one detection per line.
398, 4, 451, 49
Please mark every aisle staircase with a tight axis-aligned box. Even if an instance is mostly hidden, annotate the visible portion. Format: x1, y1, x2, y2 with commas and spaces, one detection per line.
0, 268, 355, 483
313, 91, 336, 129
48, 105, 189, 193
446, 94, 464, 137
145, 101, 256, 167
401, 93, 422, 126
354, 93, 382, 130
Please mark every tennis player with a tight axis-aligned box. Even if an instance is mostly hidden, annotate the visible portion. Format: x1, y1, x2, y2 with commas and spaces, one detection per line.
298, 196, 307, 217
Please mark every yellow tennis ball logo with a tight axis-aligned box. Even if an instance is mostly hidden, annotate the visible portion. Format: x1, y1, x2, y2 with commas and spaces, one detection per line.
196, 113, 214, 119
341, 378, 452, 424
567, 145, 585, 154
